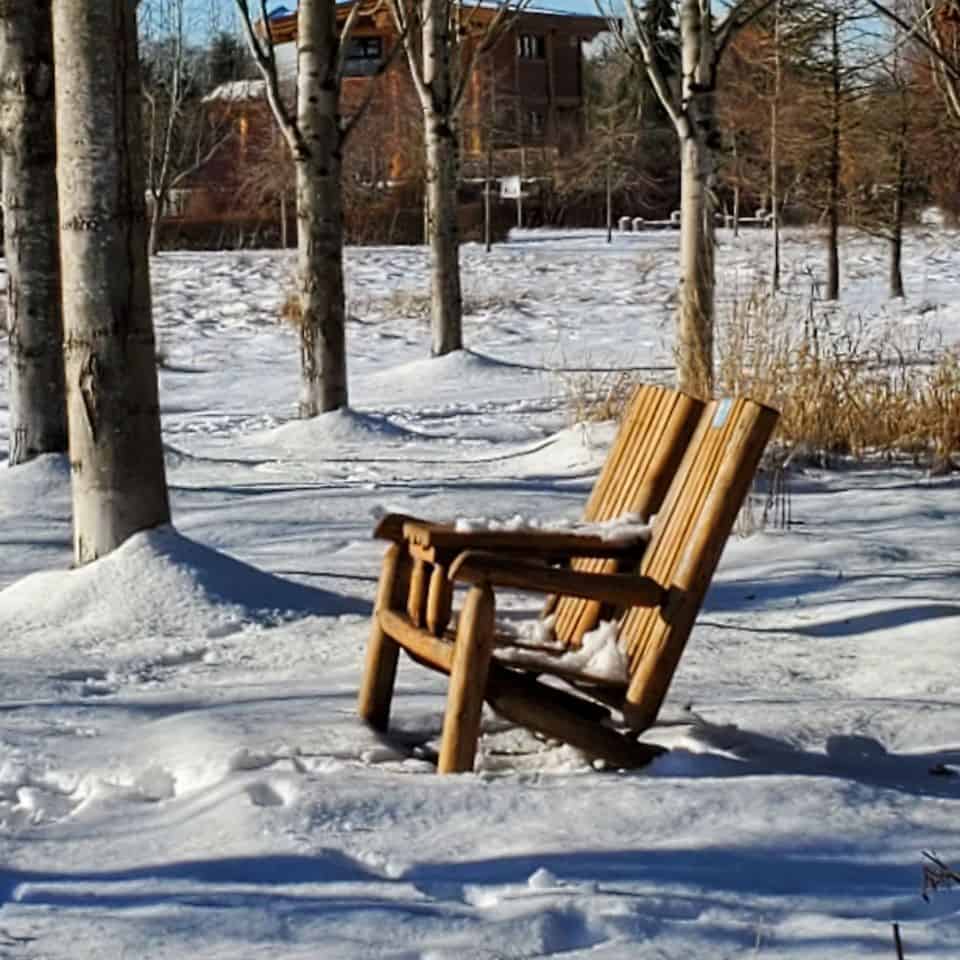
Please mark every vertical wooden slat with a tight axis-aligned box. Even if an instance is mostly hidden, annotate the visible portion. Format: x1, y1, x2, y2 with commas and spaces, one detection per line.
407, 556, 428, 627
426, 564, 453, 636
621, 398, 779, 731
553, 386, 703, 647
554, 386, 666, 643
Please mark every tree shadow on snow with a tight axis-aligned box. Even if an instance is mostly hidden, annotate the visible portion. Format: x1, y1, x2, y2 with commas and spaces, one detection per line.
654, 720, 960, 801
125, 526, 370, 620
705, 570, 960, 616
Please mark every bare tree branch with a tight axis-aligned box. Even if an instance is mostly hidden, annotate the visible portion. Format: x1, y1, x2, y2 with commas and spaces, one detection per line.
234, 0, 305, 157
387, 0, 430, 109
863, 0, 960, 80
923, 851, 960, 900
606, 0, 684, 131
335, 0, 365, 78
713, 0, 779, 60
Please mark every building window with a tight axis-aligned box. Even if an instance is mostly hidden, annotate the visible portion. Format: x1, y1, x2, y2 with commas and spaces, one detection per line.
344, 36, 383, 76
527, 111, 545, 136
518, 34, 545, 59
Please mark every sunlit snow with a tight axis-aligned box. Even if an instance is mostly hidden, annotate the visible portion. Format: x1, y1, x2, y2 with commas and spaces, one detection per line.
0, 227, 958, 958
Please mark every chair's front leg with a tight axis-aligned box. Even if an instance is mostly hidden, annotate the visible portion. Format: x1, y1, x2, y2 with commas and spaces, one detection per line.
358, 543, 411, 731
438, 583, 495, 773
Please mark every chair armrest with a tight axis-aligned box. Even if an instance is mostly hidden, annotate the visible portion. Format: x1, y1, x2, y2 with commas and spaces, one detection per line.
400, 520, 648, 560
448, 550, 666, 608
373, 513, 432, 542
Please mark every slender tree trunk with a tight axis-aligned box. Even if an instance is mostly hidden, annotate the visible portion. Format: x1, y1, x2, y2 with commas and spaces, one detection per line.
731, 135, 740, 237
425, 116, 463, 354
731, 134, 740, 237
677, 134, 715, 397
889, 137, 905, 299
295, 0, 348, 415
825, 11, 840, 302
52, 0, 170, 563
484, 144, 492, 252
0, 0, 67, 466
517, 144, 525, 228
605, 160, 613, 243
148, 192, 163, 258
674, 0, 717, 398
422, 0, 462, 356
770, 0, 781, 294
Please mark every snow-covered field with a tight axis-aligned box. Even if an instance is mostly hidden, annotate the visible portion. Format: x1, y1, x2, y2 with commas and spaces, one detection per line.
1, 227, 959, 958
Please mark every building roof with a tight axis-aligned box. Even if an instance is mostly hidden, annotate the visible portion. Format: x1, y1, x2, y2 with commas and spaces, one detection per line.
203, 80, 267, 103
264, 0, 611, 44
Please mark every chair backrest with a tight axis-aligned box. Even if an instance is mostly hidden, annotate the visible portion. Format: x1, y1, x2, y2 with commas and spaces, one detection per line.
620, 396, 780, 730
552, 385, 705, 647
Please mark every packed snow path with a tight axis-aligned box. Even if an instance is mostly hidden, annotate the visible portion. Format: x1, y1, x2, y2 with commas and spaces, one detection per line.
0, 229, 958, 958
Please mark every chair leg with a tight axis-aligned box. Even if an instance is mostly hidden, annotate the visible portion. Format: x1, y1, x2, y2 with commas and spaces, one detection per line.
438, 583, 495, 774
358, 543, 409, 731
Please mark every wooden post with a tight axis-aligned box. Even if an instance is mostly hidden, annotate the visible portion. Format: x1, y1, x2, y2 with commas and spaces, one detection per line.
438, 583, 495, 773
407, 556, 428, 626
358, 543, 411, 730
426, 565, 453, 636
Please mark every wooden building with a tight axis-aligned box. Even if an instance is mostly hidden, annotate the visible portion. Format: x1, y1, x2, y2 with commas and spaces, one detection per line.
267, 1, 609, 176
160, 2, 610, 245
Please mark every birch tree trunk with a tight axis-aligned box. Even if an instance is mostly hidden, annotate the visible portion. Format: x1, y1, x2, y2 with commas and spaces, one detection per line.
295, 0, 348, 416
675, 0, 717, 398
677, 134, 716, 396
0, 0, 67, 466
422, 0, 463, 356
52, 0, 170, 564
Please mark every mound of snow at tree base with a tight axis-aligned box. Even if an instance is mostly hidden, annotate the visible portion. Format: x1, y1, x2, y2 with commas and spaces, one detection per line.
0, 525, 368, 654
263, 406, 424, 450
356, 348, 545, 405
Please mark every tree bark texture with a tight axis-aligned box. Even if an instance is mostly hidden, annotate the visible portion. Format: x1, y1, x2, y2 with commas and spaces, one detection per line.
423, 0, 463, 356
0, 0, 67, 466
675, 0, 717, 398
295, 0, 348, 416
677, 134, 715, 398
52, 0, 170, 564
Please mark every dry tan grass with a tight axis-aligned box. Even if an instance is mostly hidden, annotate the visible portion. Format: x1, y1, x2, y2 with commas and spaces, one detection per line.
560, 368, 640, 424
563, 282, 960, 473
717, 284, 960, 470
279, 290, 303, 328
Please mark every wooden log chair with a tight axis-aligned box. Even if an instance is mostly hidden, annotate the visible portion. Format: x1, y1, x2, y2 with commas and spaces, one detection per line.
358, 386, 779, 773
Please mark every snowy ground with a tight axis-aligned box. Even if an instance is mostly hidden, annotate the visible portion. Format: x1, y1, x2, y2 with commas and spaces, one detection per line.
0, 227, 959, 958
